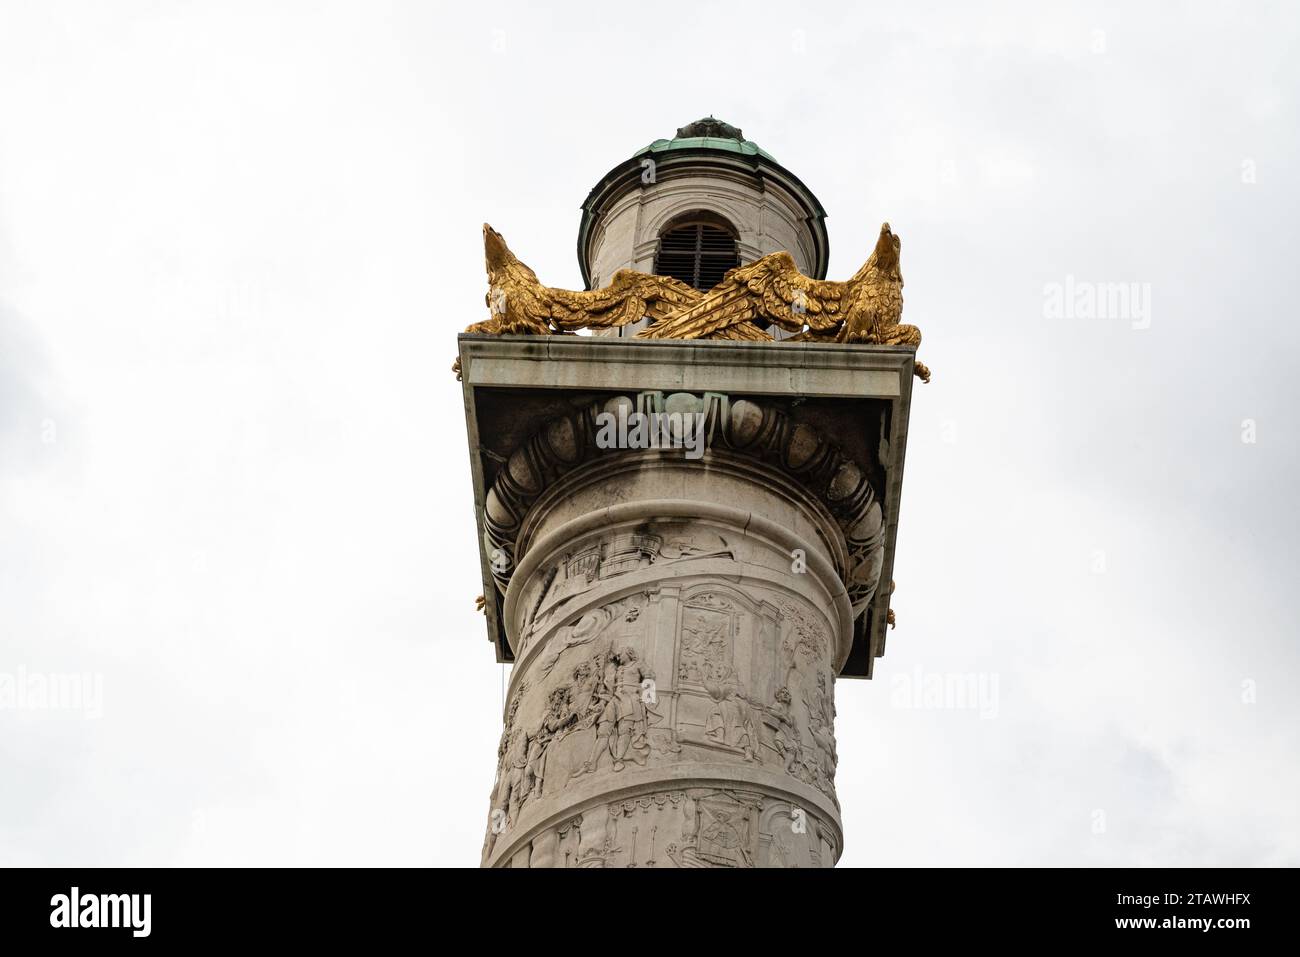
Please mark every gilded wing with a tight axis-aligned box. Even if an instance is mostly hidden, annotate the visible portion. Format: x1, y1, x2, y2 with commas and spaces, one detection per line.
471, 225, 703, 335
549, 270, 702, 331
637, 252, 846, 341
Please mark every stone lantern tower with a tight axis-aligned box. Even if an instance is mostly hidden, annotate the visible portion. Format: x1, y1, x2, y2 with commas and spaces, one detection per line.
578, 117, 829, 310
458, 119, 923, 868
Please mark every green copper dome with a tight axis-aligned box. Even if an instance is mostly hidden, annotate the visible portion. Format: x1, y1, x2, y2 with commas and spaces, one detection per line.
633, 116, 777, 163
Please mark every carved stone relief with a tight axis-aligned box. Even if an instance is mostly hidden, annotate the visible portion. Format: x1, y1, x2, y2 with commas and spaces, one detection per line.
757, 800, 838, 868
572, 644, 662, 775
770, 597, 838, 800
501, 788, 838, 868
486, 514, 844, 864
673, 592, 763, 765
516, 522, 734, 655
665, 587, 839, 804
484, 593, 650, 857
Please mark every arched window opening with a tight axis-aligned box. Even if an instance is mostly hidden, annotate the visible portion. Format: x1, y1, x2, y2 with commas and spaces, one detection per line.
654, 217, 739, 291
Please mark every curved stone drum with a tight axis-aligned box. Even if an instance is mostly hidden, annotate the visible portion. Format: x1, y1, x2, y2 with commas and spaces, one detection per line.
479, 391, 887, 868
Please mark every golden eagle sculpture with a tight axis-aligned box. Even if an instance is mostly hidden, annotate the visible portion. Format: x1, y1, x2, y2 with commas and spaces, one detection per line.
466, 225, 702, 336
456, 222, 928, 383
638, 222, 928, 382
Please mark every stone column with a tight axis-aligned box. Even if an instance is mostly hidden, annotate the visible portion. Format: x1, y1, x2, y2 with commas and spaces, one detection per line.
478, 390, 887, 868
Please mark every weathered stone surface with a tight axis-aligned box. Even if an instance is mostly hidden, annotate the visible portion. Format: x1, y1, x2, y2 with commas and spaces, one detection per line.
483, 465, 847, 867
460, 336, 917, 867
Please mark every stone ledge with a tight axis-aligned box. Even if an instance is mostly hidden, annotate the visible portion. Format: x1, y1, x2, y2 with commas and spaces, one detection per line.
461, 334, 912, 398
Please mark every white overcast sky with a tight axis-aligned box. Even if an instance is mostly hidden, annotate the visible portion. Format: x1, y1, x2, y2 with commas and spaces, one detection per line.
1, 1, 1296, 867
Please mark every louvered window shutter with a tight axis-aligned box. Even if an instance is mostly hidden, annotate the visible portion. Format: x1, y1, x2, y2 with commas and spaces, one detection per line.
654, 223, 739, 291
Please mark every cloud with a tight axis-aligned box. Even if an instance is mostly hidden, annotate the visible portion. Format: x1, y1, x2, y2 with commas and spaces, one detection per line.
0, 0, 1296, 866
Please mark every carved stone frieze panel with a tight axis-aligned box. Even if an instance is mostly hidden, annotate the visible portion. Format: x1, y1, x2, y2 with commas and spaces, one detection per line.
514, 520, 735, 656
497, 785, 840, 869
484, 565, 843, 862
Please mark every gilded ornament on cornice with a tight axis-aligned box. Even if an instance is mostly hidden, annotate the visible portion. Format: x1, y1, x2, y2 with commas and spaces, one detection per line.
455, 223, 930, 384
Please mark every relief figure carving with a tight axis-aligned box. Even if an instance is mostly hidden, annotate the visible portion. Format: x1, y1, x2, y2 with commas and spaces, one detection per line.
666, 790, 761, 868
526, 525, 733, 643
576, 647, 662, 774
768, 686, 804, 776
803, 672, 838, 788
703, 671, 758, 762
